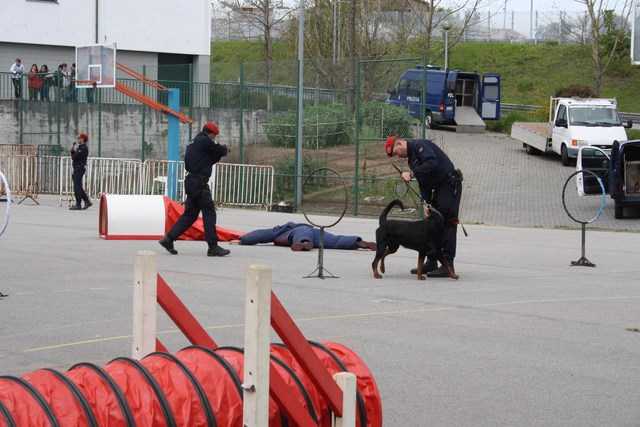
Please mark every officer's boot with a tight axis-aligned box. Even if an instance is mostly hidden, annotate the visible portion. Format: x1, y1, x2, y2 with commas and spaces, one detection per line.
207, 245, 230, 257
410, 258, 437, 275
159, 235, 178, 255
426, 259, 455, 278
69, 203, 82, 210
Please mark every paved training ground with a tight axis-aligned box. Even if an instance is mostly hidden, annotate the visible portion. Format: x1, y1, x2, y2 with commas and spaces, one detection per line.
1, 130, 640, 425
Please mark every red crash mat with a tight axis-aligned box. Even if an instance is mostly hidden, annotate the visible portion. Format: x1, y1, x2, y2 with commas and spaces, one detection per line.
163, 196, 245, 241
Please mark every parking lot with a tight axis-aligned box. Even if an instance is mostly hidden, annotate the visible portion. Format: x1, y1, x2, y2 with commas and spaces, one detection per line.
1, 129, 639, 425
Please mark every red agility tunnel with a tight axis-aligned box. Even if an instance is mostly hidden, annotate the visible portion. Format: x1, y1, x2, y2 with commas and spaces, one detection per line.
0, 342, 382, 427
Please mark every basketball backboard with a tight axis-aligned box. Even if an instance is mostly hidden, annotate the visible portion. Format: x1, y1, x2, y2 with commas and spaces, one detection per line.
75, 44, 117, 88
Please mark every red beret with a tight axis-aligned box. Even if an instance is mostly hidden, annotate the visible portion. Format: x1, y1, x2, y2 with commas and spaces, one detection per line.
204, 122, 219, 135
385, 136, 396, 157
79, 133, 89, 141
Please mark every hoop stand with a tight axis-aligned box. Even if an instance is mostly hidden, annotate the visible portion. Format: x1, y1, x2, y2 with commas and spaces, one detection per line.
304, 227, 338, 279
571, 223, 596, 267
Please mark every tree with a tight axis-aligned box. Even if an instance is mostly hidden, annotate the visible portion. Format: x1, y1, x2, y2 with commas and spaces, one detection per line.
217, 0, 294, 110
577, 0, 632, 95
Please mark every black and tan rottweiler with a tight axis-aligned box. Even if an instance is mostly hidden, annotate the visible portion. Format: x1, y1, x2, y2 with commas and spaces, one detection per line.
372, 199, 459, 280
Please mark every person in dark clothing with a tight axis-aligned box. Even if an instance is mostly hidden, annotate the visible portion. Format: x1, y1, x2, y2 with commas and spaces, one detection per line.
159, 122, 230, 257
230, 222, 377, 251
385, 136, 463, 277
69, 133, 92, 210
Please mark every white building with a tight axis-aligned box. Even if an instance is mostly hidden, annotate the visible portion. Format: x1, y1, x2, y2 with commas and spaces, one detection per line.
1, 0, 212, 84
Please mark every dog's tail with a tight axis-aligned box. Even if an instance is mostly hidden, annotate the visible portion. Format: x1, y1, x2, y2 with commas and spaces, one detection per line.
379, 199, 404, 225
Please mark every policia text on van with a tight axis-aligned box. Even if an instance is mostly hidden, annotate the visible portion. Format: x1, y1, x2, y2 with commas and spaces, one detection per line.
386, 65, 501, 132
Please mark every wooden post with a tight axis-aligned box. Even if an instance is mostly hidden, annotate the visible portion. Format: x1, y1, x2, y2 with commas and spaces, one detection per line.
131, 251, 157, 359
242, 265, 272, 427
333, 372, 357, 427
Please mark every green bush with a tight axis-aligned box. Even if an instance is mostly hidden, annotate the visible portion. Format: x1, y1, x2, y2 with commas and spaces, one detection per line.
485, 110, 547, 133
265, 103, 353, 148
555, 84, 597, 98
359, 102, 413, 138
272, 156, 327, 201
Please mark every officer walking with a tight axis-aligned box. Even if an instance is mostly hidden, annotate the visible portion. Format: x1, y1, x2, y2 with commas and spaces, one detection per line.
159, 122, 230, 257
385, 136, 463, 277
69, 132, 92, 210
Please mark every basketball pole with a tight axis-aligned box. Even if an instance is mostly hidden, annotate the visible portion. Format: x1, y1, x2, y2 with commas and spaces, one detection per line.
167, 88, 180, 200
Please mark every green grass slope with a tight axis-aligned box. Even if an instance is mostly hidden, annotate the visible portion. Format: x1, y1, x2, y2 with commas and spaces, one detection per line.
212, 40, 640, 112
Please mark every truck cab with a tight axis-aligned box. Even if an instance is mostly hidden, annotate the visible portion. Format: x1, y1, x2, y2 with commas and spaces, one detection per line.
576, 140, 640, 219
386, 65, 500, 129
550, 98, 631, 166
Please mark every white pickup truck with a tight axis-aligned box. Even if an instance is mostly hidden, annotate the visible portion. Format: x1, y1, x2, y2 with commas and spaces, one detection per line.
511, 97, 632, 166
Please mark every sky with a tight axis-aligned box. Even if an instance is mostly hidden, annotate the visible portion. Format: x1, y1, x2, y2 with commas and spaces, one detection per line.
503, 0, 622, 13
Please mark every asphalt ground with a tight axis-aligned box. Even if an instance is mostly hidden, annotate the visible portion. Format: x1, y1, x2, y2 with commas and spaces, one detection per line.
1, 129, 639, 426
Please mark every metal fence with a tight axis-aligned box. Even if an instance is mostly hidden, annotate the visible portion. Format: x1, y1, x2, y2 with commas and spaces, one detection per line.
0, 147, 273, 209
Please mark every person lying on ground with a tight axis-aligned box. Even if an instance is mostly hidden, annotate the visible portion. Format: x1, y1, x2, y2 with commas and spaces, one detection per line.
229, 221, 376, 251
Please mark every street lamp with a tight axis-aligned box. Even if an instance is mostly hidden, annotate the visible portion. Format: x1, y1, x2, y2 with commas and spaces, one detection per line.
332, 0, 348, 64
442, 20, 452, 70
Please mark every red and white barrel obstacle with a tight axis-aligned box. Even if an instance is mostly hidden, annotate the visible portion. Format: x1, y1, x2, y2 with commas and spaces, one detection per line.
0, 255, 382, 427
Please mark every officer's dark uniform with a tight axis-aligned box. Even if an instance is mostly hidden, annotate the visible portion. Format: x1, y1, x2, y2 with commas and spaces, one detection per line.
70, 137, 91, 210
162, 128, 228, 256
407, 139, 462, 274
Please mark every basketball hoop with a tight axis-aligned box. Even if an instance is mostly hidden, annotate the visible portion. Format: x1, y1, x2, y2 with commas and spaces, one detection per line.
74, 80, 97, 88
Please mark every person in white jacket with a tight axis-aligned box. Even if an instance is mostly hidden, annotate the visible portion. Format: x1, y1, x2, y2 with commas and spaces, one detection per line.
9, 58, 25, 99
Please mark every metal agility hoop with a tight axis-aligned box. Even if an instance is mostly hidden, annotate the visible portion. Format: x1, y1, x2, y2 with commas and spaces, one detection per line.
562, 170, 606, 225
300, 168, 348, 279
0, 170, 11, 237
561, 169, 606, 267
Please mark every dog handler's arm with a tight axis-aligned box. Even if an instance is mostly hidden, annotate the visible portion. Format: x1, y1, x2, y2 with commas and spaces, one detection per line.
400, 171, 412, 182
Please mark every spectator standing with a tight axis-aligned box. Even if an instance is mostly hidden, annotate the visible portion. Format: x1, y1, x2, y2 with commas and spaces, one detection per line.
9, 58, 25, 100
60, 63, 71, 100
86, 86, 95, 103
27, 64, 42, 100
40, 64, 52, 101
69, 63, 77, 102
53, 64, 63, 100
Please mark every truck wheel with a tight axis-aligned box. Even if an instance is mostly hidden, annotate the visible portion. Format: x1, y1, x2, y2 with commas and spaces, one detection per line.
525, 144, 540, 155
614, 202, 624, 219
561, 144, 570, 166
425, 111, 434, 129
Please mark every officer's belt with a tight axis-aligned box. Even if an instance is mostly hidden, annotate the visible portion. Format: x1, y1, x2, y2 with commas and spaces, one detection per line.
187, 173, 209, 181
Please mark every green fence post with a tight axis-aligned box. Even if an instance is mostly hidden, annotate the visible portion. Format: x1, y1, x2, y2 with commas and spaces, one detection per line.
354, 59, 361, 216
141, 64, 146, 161
239, 61, 244, 165
188, 62, 193, 142
19, 98, 23, 145
421, 53, 428, 139
98, 84, 102, 157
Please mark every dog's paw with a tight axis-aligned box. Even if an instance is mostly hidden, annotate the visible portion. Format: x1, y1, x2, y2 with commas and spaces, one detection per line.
451, 274, 459, 280
373, 274, 382, 279
417, 274, 425, 280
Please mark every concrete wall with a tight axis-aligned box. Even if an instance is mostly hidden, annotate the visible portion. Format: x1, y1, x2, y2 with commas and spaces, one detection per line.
1, 0, 211, 55
1, 1, 211, 85
0, 100, 274, 160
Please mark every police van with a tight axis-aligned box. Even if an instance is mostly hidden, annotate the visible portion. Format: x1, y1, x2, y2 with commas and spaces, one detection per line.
386, 65, 501, 131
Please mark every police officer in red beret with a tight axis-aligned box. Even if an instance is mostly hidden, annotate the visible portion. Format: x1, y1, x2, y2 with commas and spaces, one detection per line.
385, 135, 463, 277
69, 132, 92, 210
159, 122, 231, 257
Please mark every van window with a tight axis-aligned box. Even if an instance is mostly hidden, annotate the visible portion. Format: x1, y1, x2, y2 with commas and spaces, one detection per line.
400, 78, 421, 97
484, 85, 499, 99
557, 105, 567, 122
570, 106, 621, 126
